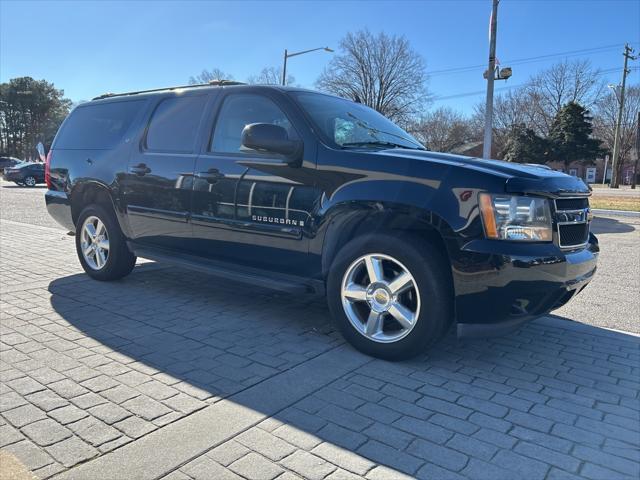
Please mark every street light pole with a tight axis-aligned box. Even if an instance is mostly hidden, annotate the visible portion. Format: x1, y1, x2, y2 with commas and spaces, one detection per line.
282, 49, 288, 86
610, 43, 637, 189
482, 0, 499, 160
281, 47, 334, 86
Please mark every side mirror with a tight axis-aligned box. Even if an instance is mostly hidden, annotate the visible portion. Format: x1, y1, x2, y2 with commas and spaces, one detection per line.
241, 123, 302, 162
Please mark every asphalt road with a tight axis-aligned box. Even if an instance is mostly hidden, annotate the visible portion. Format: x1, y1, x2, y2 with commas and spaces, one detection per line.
1, 179, 638, 333
0, 180, 60, 230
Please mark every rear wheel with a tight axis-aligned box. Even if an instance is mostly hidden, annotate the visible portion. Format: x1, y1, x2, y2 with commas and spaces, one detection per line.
75, 204, 136, 281
327, 234, 453, 360
24, 176, 36, 187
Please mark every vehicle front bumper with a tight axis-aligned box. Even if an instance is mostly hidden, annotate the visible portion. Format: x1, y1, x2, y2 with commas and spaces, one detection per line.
45, 190, 75, 232
453, 235, 599, 338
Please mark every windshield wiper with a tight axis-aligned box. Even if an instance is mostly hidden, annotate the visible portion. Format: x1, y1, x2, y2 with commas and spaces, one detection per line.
341, 141, 416, 150
345, 112, 425, 150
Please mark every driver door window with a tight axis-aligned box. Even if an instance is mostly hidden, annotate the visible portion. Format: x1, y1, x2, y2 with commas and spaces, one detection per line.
210, 94, 295, 154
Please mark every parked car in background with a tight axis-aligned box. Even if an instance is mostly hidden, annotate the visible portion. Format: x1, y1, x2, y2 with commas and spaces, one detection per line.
0, 156, 23, 171
3, 162, 46, 186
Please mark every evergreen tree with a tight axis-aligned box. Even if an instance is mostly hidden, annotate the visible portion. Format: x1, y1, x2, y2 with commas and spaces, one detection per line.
548, 102, 604, 171
0, 77, 71, 159
500, 124, 548, 163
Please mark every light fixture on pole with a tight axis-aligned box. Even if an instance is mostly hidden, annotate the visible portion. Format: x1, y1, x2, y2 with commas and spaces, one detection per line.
282, 47, 334, 85
482, 0, 512, 160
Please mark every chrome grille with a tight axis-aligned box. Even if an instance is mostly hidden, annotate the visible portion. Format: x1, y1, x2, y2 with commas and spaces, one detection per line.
554, 198, 591, 249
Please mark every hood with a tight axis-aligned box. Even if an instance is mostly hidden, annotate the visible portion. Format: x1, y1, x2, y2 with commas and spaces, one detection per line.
377, 150, 591, 197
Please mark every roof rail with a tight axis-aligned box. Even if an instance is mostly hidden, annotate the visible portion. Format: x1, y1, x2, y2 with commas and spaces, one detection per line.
92, 80, 246, 100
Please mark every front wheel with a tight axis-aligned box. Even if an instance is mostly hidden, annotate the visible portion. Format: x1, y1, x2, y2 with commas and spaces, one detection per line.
24, 176, 37, 187
75, 204, 136, 281
327, 234, 453, 360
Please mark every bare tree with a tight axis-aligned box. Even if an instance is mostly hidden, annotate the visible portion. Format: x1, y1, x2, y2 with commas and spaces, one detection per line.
473, 89, 533, 155
247, 67, 294, 86
188, 68, 234, 85
593, 85, 640, 183
316, 30, 428, 125
525, 59, 605, 135
410, 107, 473, 152
472, 60, 605, 156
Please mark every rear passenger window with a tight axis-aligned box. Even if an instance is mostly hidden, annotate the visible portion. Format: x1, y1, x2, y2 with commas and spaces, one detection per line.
146, 96, 206, 152
211, 94, 295, 154
55, 100, 144, 149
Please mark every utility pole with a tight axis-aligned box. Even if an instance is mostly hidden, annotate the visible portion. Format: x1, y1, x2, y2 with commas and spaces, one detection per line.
632, 111, 639, 189
610, 43, 637, 188
483, 0, 499, 159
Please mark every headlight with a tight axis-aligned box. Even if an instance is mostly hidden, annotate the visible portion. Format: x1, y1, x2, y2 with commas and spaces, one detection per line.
479, 193, 552, 241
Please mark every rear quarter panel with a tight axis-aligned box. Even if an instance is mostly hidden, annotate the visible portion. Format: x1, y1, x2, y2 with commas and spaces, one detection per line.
49, 98, 153, 234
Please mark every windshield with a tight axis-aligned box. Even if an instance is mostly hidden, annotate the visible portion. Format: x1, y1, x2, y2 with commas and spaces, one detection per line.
294, 92, 424, 150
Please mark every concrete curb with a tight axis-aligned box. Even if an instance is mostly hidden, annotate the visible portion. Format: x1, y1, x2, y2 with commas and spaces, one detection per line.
592, 209, 640, 218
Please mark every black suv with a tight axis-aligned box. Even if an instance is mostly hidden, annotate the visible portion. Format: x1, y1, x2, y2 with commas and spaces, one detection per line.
45, 83, 598, 359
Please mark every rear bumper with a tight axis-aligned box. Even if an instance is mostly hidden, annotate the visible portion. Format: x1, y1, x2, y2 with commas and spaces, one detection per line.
454, 235, 598, 338
45, 190, 75, 232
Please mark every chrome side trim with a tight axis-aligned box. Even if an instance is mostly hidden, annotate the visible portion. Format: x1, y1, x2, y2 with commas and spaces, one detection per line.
247, 182, 257, 216
285, 186, 295, 220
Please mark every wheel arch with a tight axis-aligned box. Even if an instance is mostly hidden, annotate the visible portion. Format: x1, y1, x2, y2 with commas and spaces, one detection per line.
69, 181, 122, 230
320, 202, 457, 282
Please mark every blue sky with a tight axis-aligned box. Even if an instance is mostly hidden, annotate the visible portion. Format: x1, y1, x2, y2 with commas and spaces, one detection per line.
1, 0, 639, 114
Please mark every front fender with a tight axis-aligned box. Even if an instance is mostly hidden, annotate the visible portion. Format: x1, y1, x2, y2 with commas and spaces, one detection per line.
313, 198, 459, 278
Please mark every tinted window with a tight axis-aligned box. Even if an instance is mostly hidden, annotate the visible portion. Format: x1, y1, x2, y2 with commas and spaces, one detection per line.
211, 94, 294, 154
146, 95, 206, 152
21, 163, 42, 170
0, 158, 17, 167
56, 100, 144, 149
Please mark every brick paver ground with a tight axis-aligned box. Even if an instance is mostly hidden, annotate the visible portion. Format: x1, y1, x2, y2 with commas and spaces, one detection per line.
1, 218, 639, 480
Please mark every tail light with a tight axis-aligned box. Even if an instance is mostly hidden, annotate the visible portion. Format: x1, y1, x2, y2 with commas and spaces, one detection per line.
45, 150, 52, 189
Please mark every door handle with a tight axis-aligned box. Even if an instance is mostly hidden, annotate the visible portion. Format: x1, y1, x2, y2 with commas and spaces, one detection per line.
196, 169, 224, 183
130, 163, 151, 176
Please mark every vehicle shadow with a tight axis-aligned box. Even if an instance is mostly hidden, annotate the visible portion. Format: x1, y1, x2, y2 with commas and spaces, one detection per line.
47, 266, 640, 477
591, 215, 636, 234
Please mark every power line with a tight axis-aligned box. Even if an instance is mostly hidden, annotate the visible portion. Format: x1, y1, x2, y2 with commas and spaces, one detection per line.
429, 42, 639, 77
432, 65, 639, 102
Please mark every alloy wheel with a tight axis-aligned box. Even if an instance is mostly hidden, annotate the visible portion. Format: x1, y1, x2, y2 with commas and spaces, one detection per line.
340, 253, 421, 343
80, 216, 110, 270
24, 176, 36, 187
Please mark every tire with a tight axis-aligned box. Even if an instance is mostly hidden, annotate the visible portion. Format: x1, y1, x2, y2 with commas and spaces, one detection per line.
327, 234, 453, 360
75, 204, 136, 281
24, 176, 37, 187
